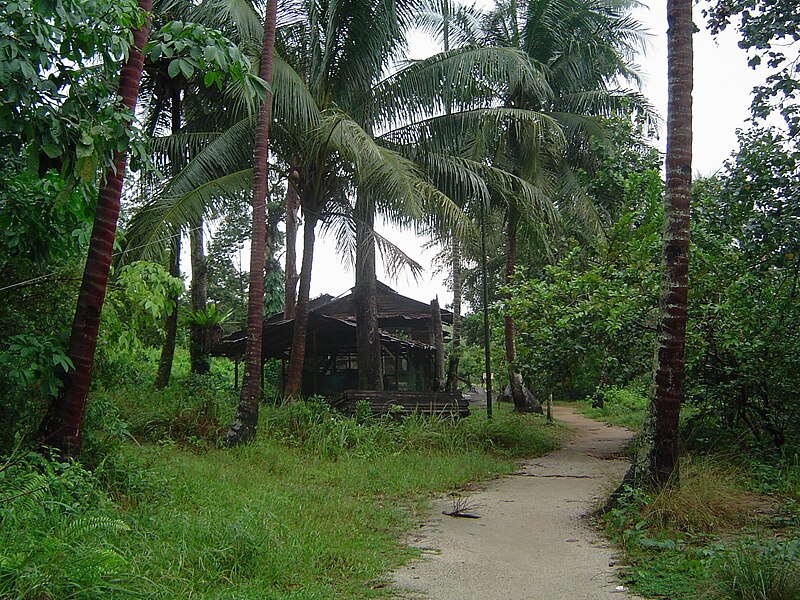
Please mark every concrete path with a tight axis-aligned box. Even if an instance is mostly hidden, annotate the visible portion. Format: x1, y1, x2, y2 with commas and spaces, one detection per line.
391, 405, 643, 600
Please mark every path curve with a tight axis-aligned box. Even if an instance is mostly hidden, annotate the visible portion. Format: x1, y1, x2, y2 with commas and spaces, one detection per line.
391, 405, 643, 600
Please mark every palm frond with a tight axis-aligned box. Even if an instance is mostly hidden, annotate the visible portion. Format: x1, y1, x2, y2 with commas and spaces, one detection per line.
364, 46, 552, 129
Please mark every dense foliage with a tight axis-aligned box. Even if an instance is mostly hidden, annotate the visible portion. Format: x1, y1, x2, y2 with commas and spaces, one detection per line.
497, 126, 800, 452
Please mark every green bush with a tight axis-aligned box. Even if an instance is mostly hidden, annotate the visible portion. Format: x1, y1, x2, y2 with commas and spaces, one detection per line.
112, 370, 238, 449
580, 385, 648, 429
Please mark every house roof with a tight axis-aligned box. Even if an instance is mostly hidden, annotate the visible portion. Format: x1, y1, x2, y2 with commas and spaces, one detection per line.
209, 283, 450, 359
316, 282, 453, 324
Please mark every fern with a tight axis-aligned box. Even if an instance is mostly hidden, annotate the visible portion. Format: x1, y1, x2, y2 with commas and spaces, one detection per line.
0, 452, 150, 598
0, 473, 47, 512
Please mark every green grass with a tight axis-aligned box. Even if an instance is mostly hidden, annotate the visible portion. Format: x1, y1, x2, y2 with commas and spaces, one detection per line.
575, 386, 648, 430
603, 454, 800, 600
3, 373, 568, 599
124, 443, 509, 598
114, 402, 568, 598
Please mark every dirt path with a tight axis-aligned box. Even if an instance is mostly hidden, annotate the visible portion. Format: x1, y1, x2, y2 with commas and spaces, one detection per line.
391, 405, 643, 600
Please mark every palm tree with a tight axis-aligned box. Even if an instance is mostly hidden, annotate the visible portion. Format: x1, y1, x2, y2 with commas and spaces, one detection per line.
154, 234, 180, 388
37, 0, 153, 457
484, 0, 654, 412
274, 0, 449, 397
124, 0, 270, 385
224, 0, 278, 445
637, 0, 693, 485
123, 0, 563, 402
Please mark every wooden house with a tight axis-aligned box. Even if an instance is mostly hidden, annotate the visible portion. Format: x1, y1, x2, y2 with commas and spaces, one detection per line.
211, 283, 466, 416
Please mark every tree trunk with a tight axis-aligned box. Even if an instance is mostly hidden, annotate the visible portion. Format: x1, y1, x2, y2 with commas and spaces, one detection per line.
155, 88, 184, 390
440, 6, 461, 394
154, 235, 181, 389
637, 0, 693, 486
284, 180, 300, 319
284, 209, 318, 399
354, 203, 383, 390
445, 236, 462, 392
189, 219, 209, 374
224, 0, 278, 445
504, 210, 535, 412
36, 0, 152, 458
431, 298, 446, 390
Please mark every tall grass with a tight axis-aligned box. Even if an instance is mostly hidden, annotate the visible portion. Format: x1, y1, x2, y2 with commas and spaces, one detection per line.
116, 404, 566, 598
707, 540, 800, 600
641, 457, 753, 534
259, 397, 563, 460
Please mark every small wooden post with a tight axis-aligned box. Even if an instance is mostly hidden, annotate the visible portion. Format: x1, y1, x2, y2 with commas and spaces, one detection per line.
546, 392, 553, 423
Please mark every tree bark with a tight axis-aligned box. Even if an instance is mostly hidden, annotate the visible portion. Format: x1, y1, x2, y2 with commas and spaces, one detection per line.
154, 235, 181, 389
284, 180, 300, 319
446, 236, 462, 391
431, 297, 446, 390
36, 0, 152, 458
504, 209, 535, 412
637, 0, 693, 486
155, 88, 183, 389
224, 0, 278, 445
189, 219, 209, 374
354, 203, 384, 390
284, 209, 318, 399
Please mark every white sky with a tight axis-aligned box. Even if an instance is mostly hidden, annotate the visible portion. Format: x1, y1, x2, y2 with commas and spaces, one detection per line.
297, 0, 767, 308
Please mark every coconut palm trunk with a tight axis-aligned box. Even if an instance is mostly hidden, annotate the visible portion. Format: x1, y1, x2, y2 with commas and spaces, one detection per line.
284, 181, 300, 319
445, 236, 462, 391
189, 218, 209, 374
155, 89, 184, 389
504, 208, 536, 412
354, 201, 384, 390
638, 0, 693, 485
36, 0, 152, 457
431, 297, 446, 390
224, 0, 278, 445
284, 209, 318, 398
154, 235, 181, 389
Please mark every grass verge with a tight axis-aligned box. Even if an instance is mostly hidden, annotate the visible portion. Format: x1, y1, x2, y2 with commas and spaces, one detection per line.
601, 454, 800, 599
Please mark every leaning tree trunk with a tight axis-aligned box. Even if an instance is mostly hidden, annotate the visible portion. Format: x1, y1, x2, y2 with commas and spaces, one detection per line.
504, 209, 536, 412
637, 0, 693, 486
284, 210, 318, 399
354, 201, 383, 390
224, 0, 278, 445
36, 0, 152, 458
445, 236, 462, 392
189, 219, 209, 374
154, 235, 181, 389
284, 180, 300, 319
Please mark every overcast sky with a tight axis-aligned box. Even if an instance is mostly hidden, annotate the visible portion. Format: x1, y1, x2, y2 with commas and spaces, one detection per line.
301, 0, 765, 306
